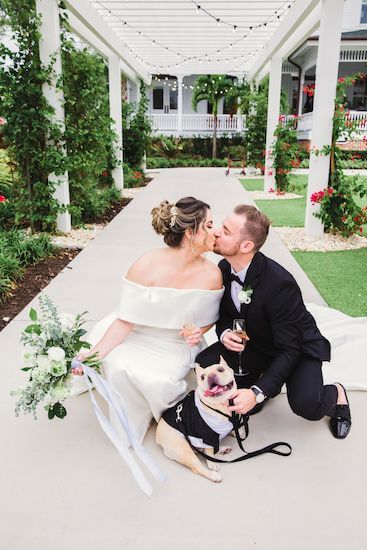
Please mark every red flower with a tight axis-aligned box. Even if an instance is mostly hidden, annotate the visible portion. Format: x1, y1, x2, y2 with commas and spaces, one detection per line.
327, 188, 333, 195
0, 195, 6, 203
360, 227, 364, 233
101, 170, 108, 177
341, 216, 347, 222
338, 77, 345, 83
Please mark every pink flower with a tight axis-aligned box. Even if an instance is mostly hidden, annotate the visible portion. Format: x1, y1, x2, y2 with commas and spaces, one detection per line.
0, 195, 6, 203
0, 117, 5, 125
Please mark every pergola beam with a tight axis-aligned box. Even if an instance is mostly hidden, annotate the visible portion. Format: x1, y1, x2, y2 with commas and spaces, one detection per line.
68, 13, 139, 83
64, 0, 151, 84
248, 0, 321, 82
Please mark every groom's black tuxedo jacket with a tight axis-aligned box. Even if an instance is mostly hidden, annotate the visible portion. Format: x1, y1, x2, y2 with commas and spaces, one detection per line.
216, 252, 331, 397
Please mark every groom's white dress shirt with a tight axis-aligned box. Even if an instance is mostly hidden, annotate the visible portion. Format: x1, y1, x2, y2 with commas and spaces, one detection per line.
220, 264, 249, 343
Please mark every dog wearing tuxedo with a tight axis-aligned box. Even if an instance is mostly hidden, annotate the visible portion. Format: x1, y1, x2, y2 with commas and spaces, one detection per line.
196, 204, 351, 439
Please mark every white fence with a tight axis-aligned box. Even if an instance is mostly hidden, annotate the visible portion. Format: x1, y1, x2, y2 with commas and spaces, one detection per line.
149, 114, 245, 134
283, 111, 367, 140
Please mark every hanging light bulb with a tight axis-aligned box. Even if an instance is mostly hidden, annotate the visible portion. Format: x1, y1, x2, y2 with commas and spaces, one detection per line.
217, 18, 221, 27
196, 5, 201, 14
249, 26, 253, 34
233, 25, 237, 33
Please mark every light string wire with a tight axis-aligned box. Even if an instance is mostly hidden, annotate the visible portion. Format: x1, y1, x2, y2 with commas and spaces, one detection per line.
92, 0, 295, 70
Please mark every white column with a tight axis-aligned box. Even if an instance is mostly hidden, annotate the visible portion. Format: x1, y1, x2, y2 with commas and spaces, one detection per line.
177, 75, 183, 133
108, 55, 123, 191
36, 0, 71, 232
264, 55, 283, 192
298, 68, 305, 116
305, 0, 345, 236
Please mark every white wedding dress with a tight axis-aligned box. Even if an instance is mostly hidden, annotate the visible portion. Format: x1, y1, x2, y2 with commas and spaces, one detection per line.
84, 277, 224, 442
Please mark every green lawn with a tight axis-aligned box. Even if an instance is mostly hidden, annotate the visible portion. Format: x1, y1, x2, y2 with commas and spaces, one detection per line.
241, 174, 367, 233
239, 174, 367, 316
240, 178, 264, 191
293, 248, 367, 317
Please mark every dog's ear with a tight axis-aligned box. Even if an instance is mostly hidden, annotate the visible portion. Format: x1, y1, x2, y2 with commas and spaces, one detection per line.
219, 355, 228, 368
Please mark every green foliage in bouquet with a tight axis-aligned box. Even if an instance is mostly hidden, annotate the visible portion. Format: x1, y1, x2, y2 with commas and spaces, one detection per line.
11, 295, 101, 419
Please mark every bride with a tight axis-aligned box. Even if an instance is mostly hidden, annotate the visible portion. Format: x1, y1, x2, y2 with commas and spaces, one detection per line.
74, 196, 224, 442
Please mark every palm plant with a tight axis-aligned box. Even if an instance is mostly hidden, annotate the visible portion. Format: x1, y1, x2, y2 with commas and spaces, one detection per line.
192, 75, 234, 159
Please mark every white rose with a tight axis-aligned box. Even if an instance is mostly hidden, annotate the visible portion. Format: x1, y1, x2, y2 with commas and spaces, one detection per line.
60, 313, 76, 332
37, 355, 52, 372
49, 360, 68, 377
32, 367, 50, 383
48, 385, 70, 405
238, 290, 248, 303
47, 347, 66, 362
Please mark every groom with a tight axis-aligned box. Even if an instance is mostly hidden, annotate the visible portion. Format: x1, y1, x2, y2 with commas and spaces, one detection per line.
196, 204, 351, 439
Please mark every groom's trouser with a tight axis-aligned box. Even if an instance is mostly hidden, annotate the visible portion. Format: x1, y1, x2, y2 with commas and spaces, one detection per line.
196, 342, 338, 420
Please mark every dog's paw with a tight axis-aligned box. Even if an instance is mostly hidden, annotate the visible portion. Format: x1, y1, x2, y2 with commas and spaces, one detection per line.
209, 471, 222, 483
206, 460, 220, 472
219, 446, 232, 455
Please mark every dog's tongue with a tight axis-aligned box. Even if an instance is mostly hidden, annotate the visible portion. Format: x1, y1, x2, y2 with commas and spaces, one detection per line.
204, 385, 221, 397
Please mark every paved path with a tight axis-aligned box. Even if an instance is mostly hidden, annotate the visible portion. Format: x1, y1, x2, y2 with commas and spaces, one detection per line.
1, 168, 365, 550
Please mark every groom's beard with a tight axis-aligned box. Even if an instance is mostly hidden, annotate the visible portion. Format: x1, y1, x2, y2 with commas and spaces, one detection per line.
213, 240, 241, 257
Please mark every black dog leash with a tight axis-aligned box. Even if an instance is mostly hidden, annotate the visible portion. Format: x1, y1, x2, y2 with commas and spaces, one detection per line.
183, 398, 292, 464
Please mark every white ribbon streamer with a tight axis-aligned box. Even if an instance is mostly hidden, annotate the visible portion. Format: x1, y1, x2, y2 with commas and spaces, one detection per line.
75, 362, 166, 496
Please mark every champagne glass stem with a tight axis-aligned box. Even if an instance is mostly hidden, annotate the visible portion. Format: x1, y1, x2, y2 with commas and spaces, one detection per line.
238, 351, 243, 375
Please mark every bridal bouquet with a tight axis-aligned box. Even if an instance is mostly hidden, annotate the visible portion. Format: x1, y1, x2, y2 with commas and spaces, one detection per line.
12, 294, 102, 420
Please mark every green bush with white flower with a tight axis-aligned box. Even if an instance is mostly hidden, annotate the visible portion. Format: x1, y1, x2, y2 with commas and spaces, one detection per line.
12, 294, 101, 420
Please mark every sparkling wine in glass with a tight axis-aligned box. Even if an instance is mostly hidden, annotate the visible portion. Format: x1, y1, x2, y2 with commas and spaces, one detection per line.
232, 318, 249, 376
182, 313, 198, 366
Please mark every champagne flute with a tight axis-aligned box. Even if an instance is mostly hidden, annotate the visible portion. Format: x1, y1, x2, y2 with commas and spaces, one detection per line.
232, 319, 249, 376
182, 313, 198, 366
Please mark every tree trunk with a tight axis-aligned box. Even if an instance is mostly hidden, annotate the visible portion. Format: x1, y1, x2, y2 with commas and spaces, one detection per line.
212, 115, 217, 159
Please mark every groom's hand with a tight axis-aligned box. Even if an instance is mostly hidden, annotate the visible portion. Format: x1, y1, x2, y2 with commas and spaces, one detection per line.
227, 389, 256, 415
222, 330, 248, 352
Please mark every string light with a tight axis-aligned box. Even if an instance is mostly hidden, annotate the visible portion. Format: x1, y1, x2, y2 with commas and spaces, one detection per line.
94, 0, 295, 71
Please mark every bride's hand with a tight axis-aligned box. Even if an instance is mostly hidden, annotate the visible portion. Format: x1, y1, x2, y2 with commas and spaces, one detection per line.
180, 327, 203, 347
71, 351, 92, 376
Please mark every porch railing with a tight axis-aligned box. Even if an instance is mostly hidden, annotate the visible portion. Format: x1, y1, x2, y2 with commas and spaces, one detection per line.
149, 113, 245, 133
283, 111, 367, 137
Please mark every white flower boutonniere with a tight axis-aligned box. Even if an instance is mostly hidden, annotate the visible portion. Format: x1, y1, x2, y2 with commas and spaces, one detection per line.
238, 286, 253, 305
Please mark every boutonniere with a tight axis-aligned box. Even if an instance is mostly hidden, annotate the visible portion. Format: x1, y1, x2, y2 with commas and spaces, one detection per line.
238, 286, 253, 305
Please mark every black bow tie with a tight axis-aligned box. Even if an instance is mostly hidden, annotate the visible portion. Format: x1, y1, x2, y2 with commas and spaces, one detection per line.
230, 273, 244, 286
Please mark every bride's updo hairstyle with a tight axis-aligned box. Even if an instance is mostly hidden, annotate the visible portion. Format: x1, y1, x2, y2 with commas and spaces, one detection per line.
151, 196, 210, 247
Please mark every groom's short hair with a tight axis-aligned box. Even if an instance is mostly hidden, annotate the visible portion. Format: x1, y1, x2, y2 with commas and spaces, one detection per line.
234, 205, 270, 251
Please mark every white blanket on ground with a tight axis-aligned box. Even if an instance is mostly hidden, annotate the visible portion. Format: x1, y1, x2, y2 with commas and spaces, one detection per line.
305, 303, 367, 391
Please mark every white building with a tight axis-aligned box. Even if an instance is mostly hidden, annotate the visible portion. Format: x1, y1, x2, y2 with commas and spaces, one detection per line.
148, 0, 367, 142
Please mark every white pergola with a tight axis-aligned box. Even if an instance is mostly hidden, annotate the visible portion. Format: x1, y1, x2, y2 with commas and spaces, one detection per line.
36, 0, 346, 236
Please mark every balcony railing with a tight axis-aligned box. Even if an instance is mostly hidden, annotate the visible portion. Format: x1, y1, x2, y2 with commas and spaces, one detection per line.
149, 113, 245, 134
283, 111, 367, 140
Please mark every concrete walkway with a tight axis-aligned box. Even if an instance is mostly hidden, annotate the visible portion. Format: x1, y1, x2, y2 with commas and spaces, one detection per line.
1, 168, 365, 550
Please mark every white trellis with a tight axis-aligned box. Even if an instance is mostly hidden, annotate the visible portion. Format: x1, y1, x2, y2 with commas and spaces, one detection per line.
35, 0, 347, 236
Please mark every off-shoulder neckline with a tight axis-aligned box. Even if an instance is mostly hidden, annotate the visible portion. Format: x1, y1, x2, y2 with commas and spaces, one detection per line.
122, 275, 224, 293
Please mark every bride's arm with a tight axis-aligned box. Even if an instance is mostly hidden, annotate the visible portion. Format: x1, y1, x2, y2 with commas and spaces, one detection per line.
88, 318, 134, 360
73, 319, 134, 373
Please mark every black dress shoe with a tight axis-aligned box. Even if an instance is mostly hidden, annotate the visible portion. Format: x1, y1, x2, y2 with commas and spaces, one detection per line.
329, 385, 351, 439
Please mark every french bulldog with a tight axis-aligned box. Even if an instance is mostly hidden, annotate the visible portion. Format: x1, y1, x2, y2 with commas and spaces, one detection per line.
156, 356, 237, 482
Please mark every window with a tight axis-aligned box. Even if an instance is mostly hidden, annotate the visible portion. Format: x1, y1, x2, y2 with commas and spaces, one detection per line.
361, 0, 367, 23
207, 101, 213, 114
153, 87, 164, 110
351, 77, 367, 110
169, 88, 178, 110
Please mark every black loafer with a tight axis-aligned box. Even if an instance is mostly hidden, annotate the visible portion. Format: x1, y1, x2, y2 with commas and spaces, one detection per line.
329, 385, 351, 439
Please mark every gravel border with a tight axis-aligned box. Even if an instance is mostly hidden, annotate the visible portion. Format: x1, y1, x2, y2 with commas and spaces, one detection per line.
275, 227, 367, 252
